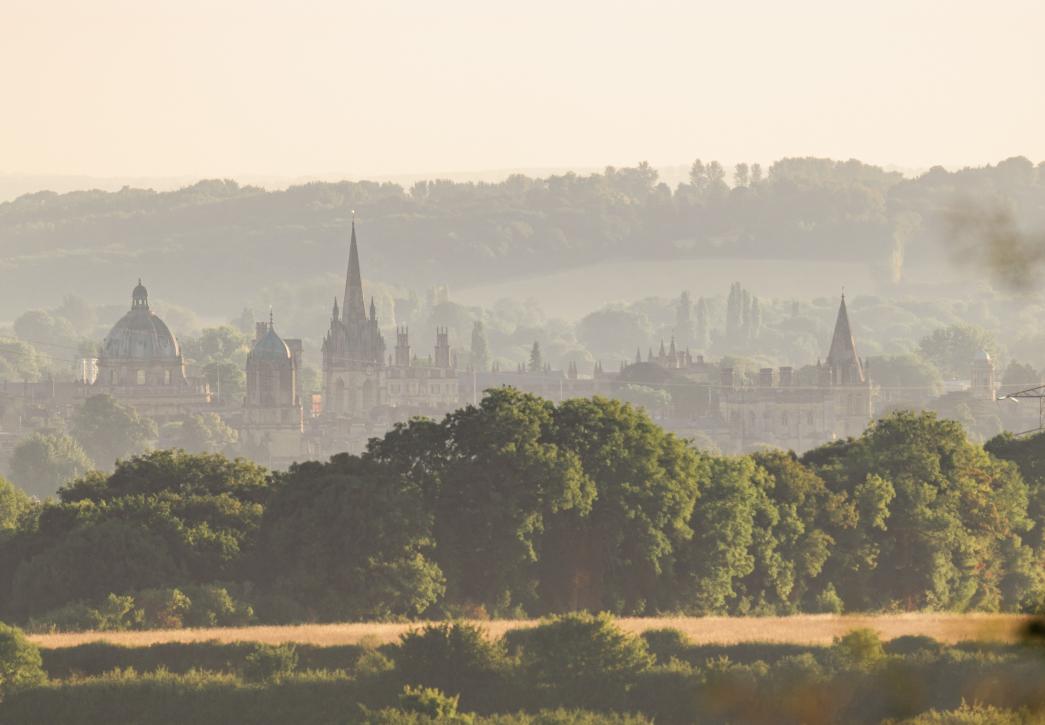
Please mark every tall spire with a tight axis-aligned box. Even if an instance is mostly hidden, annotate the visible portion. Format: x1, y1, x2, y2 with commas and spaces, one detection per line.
342, 213, 367, 323
825, 293, 864, 384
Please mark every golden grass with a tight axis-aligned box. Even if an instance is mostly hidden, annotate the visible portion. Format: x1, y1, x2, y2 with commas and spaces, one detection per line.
28, 613, 1031, 650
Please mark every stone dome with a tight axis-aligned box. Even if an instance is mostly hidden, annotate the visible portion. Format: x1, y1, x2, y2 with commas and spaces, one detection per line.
974, 349, 992, 363
101, 281, 181, 361
249, 323, 292, 364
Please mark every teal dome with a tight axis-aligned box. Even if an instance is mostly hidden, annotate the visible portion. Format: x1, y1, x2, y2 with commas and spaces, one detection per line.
249, 324, 291, 363
101, 281, 180, 361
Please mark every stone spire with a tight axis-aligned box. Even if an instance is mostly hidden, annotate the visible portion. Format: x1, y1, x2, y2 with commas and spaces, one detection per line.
342, 215, 367, 323
825, 294, 864, 384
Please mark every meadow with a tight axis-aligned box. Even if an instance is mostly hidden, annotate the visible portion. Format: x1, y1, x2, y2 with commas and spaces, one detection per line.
29, 612, 1031, 649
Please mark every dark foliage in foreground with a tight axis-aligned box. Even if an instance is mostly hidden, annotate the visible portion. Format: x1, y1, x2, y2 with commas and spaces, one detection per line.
1, 390, 1044, 627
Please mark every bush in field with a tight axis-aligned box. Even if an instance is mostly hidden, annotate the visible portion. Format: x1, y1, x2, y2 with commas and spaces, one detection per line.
832, 628, 884, 669
898, 702, 1032, 724
137, 588, 192, 629
241, 643, 298, 682
27, 586, 254, 633
397, 685, 467, 720
511, 613, 654, 708
640, 628, 690, 665
0, 622, 45, 698
28, 593, 142, 633
394, 622, 506, 706
885, 635, 943, 656
812, 584, 844, 614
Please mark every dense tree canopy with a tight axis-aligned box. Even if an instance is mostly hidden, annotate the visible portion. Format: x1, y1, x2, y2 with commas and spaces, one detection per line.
0, 393, 1042, 628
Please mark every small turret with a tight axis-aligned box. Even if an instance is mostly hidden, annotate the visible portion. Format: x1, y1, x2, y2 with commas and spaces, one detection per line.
131, 279, 149, 310
395, 327, 411, 367
434, 327, 451, 369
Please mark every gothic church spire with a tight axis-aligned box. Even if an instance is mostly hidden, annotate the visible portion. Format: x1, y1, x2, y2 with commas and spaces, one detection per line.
343, 215, 367, 323
825, 293, 864, 384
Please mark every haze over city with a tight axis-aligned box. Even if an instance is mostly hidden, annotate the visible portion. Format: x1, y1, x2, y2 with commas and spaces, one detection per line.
2, 3, 1045, 723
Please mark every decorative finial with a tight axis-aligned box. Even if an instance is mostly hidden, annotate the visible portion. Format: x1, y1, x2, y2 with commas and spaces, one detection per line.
269, 306, 274, 329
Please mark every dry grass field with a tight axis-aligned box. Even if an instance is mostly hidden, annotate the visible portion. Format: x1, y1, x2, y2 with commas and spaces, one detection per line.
28, 613, 1031, 650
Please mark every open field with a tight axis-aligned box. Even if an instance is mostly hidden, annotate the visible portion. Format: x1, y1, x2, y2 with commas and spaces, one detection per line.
28, 613, 1032, 649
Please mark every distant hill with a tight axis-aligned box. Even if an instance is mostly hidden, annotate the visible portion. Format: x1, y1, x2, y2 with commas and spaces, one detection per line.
0, 157, 1041, 317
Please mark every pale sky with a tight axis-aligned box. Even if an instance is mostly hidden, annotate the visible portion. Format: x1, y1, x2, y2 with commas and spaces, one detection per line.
2, 0, 1044, 179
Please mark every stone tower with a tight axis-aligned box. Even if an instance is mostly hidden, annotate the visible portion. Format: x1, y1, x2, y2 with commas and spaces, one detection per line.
322, 218, 387, 417
434, 327, 452, 369
821, 294, 873, 438
241, 313, 306, 466
970, 350, 997, 400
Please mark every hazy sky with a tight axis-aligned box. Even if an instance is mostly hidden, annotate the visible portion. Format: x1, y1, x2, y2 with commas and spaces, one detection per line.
3, 0, 1044, 179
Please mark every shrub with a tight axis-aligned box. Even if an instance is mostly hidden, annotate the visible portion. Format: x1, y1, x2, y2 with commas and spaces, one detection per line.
897, 702, 1032, 724
812, 584, 845, 614
241, 643, 298, 682
394, 622, 506, 708
640, 628, 690, 665
832, 628, 884, 669
137, 588, 192, 629
181, 585, 254, 627
0, 622, 46, 699
398, 685, 467, 720
28, 593, 142, 633
512, 612, 654, 708
885, 635, 943, 657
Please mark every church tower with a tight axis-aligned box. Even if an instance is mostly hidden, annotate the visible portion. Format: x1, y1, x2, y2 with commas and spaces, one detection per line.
322, 218, 387, 417
821, 294, 873, 437
823, 294, 865, 386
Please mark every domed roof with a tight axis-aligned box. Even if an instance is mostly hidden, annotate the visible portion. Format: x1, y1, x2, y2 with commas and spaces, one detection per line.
974, 349, 992, 363
101, 281, 181, 361
249, 321, 292, 364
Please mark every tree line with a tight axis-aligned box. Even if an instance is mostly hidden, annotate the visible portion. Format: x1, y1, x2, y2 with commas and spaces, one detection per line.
0, 388, 1043, 628
2, 156, 1044, 313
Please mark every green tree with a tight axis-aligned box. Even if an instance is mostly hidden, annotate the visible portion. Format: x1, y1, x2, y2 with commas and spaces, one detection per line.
201, 360, 246, 405
70, 395, 157, 469
0, 622, 45, 698
175, 413, 238, 454
9, 434, 93, 498
917, 325, 999, 379
53, 295, 97, 336
544, 396, 704, 613
0, 338, 46, 382
0, 478, 32, 532
256, 454, 444, 619
865, 354, 943, 402
805, 411, 1035, 611
613, 384, 671, 416
12, 309, 76, 349
674, 455, 759, 613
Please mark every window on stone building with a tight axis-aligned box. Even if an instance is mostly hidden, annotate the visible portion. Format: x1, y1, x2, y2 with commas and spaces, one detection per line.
136, 369, 146, 385
164, 370, 172, 385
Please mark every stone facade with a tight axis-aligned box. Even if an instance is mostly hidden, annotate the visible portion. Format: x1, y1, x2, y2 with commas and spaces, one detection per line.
718, 295, 874, 452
